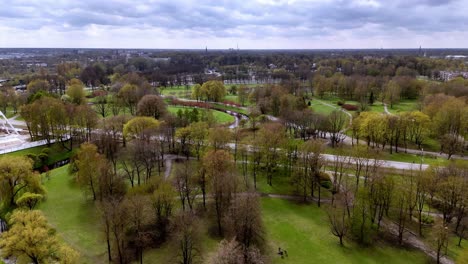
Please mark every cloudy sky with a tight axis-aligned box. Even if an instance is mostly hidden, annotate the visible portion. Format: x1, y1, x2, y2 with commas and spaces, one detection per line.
0, 0, 467, 49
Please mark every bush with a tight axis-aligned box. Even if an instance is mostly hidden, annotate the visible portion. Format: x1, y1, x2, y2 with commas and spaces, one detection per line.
222, 100, 242, 107
319, 172, 331, 181
341, 104, 358, 111
337, 100, 344, 106
320, 180, 332, 189
422, 214, 434, 225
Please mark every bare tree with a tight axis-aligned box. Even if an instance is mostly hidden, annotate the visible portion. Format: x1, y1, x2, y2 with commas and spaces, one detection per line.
171, 212, 201, 264
326, 193, 350, 246
224, 193, 265, 260
174, 161, 199, 211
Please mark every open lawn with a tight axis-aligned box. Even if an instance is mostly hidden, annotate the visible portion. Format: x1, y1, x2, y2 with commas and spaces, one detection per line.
159, 85, 192, 98
313, 95, 419, 115
38, 165, 106, 264
261, 198, 429, 264
167, 106, 235, 124
309, 103, 336, 116
446, 236, 468, 264
35, 165, 433, 264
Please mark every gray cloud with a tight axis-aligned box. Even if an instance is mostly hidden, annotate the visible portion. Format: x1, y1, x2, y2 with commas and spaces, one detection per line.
0, 0, 466, 48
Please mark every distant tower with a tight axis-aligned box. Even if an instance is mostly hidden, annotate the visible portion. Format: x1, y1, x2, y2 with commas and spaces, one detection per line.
419, 45, 422, 56
205, 46, 208, 53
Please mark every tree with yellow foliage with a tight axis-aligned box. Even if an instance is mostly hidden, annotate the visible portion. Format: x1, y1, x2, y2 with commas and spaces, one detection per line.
0, 210, 78, 264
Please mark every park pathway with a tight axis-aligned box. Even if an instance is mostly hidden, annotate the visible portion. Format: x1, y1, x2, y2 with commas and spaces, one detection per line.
383, 103, 393, 115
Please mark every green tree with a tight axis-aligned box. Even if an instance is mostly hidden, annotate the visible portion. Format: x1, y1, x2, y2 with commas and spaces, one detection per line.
191, 83, 202, 101
123, 116, 160, 140
0, 156, 44, 209
384, 80, 401, 108
16, 192, 44, 210
73, 143, 105, 200
0, 210, 78, 264
65, 78, 86, 105
200, 80, 226, 102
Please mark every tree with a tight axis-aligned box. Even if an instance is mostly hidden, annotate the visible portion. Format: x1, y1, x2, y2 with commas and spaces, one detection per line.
208, 127, 232, 151
384, 80, 401, 108
118, 83, 139, 115
94, 91, 109, 118
0, 156, 44, 209
187, 122, 209, 160
326, 193, 350, 246
16, 192, 44, 210
0, 210, 78, 264
238, 85, 249, 106
137, 94, 167, 119
191, 84, 202, 101
105, 198, 128, 264
123, 116, 160, 140
124, 194, 152, 264
203, 150, 237, 236
256, 123, 285, 186
174, 162, 199, 211
65, 78, 86, 105
151, 179, 175, 242
171, 212, 201, 264
209, 239, 265, 264
224, 193, 264, 258
440, 133, 464, 159
432, 221, 449, 264
27, 79, 50, 94
393, 187, 409, 245
73, 143, 105, 200
327, 110, 347, 147
200, 80, 226, 102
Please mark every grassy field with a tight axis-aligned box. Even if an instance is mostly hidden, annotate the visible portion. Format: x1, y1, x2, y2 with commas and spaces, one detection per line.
312, 95, 419, 115
447, 236, 468, 264
261, 198, 429, 264
167, 106, 235, 124
38, 165, 106, 263
35, 165, 433, 264
309, 103, 337, 115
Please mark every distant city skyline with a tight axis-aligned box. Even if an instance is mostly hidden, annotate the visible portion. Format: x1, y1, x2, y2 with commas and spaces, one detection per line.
0, 0, 467, 49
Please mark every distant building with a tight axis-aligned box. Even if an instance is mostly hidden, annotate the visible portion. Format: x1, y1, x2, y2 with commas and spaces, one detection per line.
445, 55, 468, 60
153, 57, 171, 62
438, 70, 468, 81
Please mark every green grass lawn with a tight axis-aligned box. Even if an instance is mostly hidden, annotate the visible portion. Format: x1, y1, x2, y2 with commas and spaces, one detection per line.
159, 86, 192, 98
167, 106, 235, 124
261, 198, 429, 264
38, 166, 106, 263
310, 103, 336, 115
446, 236, 468, 264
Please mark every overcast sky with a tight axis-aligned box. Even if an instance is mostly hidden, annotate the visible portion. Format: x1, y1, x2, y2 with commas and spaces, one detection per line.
0, 0, 467, 49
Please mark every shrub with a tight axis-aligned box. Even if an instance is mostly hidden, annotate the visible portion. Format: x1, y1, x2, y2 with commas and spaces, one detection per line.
337, 100, 344, 106
422, 214, 434, 225
320, 180, 332, 189
341, 104, 358, 111
319, 171, 331, 181
222, 100, 242, 107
